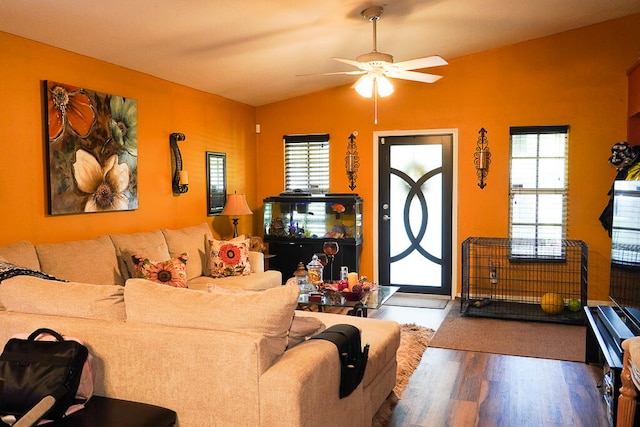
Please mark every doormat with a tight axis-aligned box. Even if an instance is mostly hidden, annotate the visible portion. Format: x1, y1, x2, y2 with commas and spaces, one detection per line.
429, 304, 585, 361
385, 293, 449, 309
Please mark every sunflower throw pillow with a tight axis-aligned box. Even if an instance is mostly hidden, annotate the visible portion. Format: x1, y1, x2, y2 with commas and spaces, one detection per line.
132, 253, 188, 288
208, 238, 251, 278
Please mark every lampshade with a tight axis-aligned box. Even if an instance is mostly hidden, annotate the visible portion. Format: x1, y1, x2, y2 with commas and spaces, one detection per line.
376, 75, 394, 97
221, 193, 252, 217
355, 74, 374, 98
354, 74, 394, 98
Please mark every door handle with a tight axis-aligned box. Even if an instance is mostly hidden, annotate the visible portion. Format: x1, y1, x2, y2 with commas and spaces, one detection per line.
382, 215, 391, 221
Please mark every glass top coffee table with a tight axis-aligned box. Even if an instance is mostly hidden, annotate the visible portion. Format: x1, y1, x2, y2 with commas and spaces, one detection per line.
297, 286, 399, 317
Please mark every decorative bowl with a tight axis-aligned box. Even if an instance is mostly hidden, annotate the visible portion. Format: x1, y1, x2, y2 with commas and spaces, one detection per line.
323, 289, 344, 305
341, 291, 365, 302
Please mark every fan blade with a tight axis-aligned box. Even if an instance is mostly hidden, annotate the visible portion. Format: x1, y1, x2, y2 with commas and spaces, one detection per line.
392, 55, 448, 71
297, 70, 365, 77
390, 70, 443, 83
332, 57, 372, 71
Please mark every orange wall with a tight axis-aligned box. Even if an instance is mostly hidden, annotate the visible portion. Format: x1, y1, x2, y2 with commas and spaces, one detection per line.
2, 14, 640, 301
0, 31, 257, 244
256, 14, 640, 300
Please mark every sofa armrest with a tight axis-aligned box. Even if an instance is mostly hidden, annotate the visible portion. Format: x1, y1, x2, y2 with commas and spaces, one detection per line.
260, 339, 367, 427
249, 251, 264, 273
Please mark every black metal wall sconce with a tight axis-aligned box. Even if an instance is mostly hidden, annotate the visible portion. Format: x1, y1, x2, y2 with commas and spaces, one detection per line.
474, 127, 491, 189
345, 131, 360, 190
170, 132, 189, 194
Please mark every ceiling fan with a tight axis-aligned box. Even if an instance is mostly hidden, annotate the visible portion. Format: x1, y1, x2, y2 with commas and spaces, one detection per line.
299, 5, 447, 123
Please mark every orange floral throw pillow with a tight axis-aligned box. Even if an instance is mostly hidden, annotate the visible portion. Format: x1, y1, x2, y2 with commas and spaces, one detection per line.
132, 253, 188, 288
208, 239, 251, 278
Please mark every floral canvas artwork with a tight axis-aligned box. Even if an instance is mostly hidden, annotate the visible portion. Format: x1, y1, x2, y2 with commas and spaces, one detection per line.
45, 81, 138, 215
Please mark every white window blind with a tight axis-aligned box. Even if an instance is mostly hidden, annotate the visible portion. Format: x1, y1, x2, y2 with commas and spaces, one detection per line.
284, 134, 330, 194
509, 126, 569, 259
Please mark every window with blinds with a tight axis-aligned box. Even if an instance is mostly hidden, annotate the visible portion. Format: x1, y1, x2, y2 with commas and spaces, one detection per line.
509, 126, 569, 259
284, 134, 330, 194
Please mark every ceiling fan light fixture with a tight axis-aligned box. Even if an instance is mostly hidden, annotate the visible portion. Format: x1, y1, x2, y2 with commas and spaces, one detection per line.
376, 75, 394, 97
355, 74, 394, 98
355, 74, 374, 98
298, 5, 446, 124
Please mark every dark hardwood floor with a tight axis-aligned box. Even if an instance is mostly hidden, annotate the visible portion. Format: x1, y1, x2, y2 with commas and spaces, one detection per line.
370, 301, 610, 427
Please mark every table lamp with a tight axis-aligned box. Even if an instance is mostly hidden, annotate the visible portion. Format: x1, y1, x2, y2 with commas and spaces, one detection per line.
221, 192, 252, 238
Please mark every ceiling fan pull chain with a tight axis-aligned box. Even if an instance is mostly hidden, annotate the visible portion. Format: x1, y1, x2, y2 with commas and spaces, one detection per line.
374, 81, 379, 125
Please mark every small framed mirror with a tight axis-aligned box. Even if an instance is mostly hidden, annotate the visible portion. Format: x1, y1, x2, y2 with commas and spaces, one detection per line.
206, 152, 226, 215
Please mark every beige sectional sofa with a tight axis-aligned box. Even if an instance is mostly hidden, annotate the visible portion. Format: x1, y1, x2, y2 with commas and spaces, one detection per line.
0, 223, 401, 427
0, 222, 281, 291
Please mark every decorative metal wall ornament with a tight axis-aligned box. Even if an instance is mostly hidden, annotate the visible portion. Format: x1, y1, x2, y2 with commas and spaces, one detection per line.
170, 132, 188, 194
345, 131, 360, 190
474, 127, 491, 189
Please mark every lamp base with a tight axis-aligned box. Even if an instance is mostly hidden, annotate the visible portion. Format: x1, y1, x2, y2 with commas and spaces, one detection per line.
232, 218, 240, 238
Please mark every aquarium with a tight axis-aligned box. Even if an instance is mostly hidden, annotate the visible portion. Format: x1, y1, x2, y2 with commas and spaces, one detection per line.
263, 193, 363, 281
263, 193, 363, 241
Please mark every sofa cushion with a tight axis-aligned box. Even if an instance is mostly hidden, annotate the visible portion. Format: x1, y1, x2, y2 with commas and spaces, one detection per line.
0, 257, 65, 311
205, 285, 325, 349
0, 275, 125, 321
206, 283, 248, 294
208, 238, 251, 278
192, 270, 282, 291
36, 235, 123, 285
0, 241, 40, 271
287, 315, 326, 349
248, 251, 264, 274
161, 223, 213, 281
109, 230, 171, 280
0, 258, 63, 283
125, 278, 300, 361
204, 235, 247, 276
132, 253, 188, 288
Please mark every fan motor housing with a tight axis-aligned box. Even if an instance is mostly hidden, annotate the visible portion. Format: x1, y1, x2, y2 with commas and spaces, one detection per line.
361, 6, 384, 21
356, 51, 393, 65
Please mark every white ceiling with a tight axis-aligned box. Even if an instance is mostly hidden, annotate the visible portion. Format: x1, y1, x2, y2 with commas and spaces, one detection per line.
1, 0, 640, 106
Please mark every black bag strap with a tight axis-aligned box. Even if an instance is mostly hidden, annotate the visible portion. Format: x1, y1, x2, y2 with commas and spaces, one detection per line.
325, 324, 362, 360
28, 328, 64, 342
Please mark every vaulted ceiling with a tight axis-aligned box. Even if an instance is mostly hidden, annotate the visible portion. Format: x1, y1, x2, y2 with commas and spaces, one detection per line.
1, 1, 639, 106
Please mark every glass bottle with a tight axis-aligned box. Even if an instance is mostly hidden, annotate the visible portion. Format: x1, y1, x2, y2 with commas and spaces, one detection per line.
293, 262, 312, 293
307, 254, 324, 286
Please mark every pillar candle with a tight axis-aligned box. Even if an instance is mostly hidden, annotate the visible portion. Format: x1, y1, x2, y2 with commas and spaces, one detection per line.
478, 151, 487, 170
347, 272, 358, 289
179, 170, 189, 185
347, 155, 355, 173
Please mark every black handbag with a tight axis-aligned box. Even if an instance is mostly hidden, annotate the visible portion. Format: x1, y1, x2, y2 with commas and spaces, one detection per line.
0, 328, 89, 421
311, 324, 369, 398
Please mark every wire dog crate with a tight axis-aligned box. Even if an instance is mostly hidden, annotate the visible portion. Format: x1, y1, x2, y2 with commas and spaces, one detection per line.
461, 237, 588, 325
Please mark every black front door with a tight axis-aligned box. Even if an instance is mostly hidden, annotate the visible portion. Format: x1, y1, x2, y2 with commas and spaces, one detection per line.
378, 134, 453, 295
